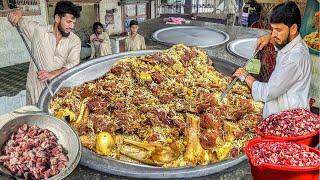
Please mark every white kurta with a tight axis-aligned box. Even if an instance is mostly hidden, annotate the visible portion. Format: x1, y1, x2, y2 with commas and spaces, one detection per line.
252, 35, 311, 118
125, 34, 146, 52
90, 31, 112, 59
19, 18, 81, 105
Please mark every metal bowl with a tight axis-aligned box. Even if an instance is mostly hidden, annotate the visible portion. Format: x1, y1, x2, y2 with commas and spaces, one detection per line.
36, 50, 246, 179
0, 115, 81, 180
227, 38, 257, 59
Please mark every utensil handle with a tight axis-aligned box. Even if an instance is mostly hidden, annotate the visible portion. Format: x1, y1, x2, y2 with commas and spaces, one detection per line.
220, 49, 260, 101
16, 26, 41, 71
220, 77, 238, 101
244, 49, 260, 66
252, 49, 259, 59
44, 81, 54, 97
16, 26, 54, 97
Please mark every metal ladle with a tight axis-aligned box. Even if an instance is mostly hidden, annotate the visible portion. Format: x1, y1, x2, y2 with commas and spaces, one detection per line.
220, 49, 260, 101
16, 26, 54, 97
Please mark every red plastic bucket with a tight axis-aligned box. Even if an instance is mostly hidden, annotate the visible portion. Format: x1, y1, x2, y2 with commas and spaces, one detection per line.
255, 126, 320, 147
245, 139, 320, 180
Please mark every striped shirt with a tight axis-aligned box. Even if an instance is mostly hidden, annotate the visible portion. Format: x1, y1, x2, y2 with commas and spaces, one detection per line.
19, 18, 81, 105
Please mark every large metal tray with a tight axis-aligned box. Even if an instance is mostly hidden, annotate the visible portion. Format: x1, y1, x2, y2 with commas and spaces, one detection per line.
37, 50, 244, 179
227, 38, 257, 59
152, 26, 230, 48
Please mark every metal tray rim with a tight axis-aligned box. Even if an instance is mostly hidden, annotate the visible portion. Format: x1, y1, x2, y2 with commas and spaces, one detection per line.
80, 147, 247, 179
152, 26, 230, 48
227, 38, 257, 59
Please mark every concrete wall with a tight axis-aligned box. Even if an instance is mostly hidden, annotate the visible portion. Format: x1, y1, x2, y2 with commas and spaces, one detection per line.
99, 0, 122, 35
0, 0, 48, 68
151, 0, 156, 19
48, 4, 98, 33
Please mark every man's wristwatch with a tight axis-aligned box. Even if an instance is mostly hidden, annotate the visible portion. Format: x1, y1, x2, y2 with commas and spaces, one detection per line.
240, 74, 249, 84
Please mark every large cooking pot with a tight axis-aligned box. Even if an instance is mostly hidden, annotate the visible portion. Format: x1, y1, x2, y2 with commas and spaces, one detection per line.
37, 50, 243, 179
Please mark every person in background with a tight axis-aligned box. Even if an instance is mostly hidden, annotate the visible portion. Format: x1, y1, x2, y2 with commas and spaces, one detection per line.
7, 1, 81, 105
226, 0, 238, 26
125, 20, 146, 51
247, 0, 262, 27
233, 1, 311, 118
90, 22, 112, 59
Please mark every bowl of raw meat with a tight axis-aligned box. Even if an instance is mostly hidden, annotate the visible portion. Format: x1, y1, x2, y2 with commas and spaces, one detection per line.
255, 108, 320, 146
0, 115, 81, 179
245, 139, 320, 180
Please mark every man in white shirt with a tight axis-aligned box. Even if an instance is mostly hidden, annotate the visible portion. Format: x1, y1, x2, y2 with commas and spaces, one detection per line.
233, 1, 311, 118
8, 1, 81, 105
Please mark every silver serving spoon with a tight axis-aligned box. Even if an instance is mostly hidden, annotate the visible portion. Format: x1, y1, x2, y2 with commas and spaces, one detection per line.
220, 49, 260, 101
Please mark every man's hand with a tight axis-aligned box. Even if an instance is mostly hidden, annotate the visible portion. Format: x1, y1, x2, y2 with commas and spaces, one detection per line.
255, 34, 271, 51
37, 70, 55, 81
94, 38, 103, 43
8, 9, 22, 26
233, 68, 248, 78
38, 68, 67, 81
38, 67, 68, 81
233, 68, 256, 89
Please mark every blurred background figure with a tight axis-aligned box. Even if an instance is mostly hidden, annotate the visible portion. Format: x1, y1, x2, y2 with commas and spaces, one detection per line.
90, 22, 112, 59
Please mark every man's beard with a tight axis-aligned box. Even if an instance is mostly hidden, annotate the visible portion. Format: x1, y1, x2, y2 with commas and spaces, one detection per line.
58, 24, 70, 37
275, 34, 290, 50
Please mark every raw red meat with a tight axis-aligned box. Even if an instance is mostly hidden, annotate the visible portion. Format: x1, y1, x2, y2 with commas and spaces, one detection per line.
250, 141, 320, 167
258, 108, 320, 137
0, 124, 68, 179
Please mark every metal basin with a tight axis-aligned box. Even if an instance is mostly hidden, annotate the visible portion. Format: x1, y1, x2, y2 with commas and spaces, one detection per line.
227, 38, 257, 59
0, 115, 81, 180
152, 26, 230, 48
37, 50, 242, 179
